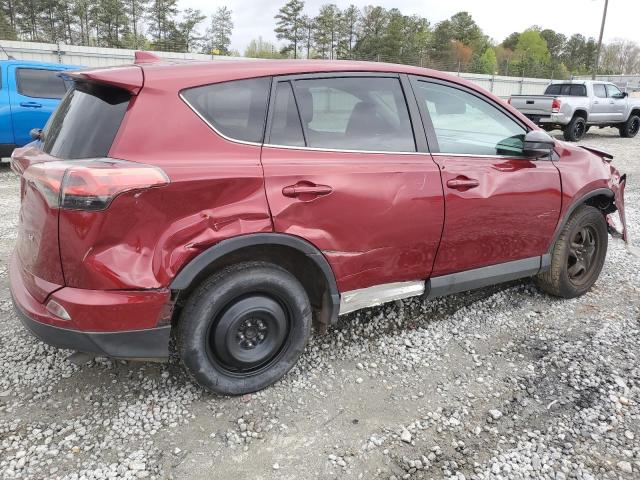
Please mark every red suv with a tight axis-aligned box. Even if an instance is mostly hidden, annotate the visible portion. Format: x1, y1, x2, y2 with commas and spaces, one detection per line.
9, 54, 627, 395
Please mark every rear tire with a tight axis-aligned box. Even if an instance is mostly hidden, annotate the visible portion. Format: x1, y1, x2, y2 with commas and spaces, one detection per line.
619, 115, 640, 138
563, 116, 587, 142
535, 205, 608, 298
177, 261, 312, 395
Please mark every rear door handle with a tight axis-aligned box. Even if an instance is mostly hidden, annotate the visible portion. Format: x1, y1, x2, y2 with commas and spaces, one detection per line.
20, 101, 42, 108
446, 176, 479, 190
282, 182, 333, 199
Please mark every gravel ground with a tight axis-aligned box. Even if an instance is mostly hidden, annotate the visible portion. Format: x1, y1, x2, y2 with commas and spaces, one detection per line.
0, 128, 638, 480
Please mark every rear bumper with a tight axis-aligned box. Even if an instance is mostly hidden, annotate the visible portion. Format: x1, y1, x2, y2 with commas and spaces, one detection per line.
9, 254, 172, 359
13, 302, 171, 359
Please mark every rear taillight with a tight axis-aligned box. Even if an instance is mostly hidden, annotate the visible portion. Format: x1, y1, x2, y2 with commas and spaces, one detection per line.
551, 98, 561, 113
23, 159, 169, 211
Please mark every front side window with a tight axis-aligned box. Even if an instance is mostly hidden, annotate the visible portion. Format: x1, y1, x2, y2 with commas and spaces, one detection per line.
182, 77, 271, 143
414, 81, 526, 156
593, 84, 607, 98
273, 76, 415, 152
16, 68, 67, 99
606, 84, 623, 98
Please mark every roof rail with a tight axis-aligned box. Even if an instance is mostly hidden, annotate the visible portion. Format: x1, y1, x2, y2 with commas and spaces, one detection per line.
134, 51, 162, 64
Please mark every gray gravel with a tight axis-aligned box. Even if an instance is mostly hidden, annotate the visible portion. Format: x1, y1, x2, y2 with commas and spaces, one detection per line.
0, 127, 638, 479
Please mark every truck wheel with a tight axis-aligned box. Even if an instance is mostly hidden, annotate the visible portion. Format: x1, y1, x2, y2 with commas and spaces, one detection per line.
535, 205, 607, 298
619, 115, 640, 138
177, 261, 312, 395
563, 116, 586, 142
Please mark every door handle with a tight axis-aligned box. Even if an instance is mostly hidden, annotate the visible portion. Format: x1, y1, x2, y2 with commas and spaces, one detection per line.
20, 101, 42, 108
446, 176, 479, 190
282, 182, 333, 199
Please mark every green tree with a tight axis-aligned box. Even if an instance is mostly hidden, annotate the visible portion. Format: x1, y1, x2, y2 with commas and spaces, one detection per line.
338, 4, 359, 59
501, 31, 520, 51
274, 0, 305, 59
513, 28, 549, 76
449, 11, 485, 52
474, 47, 497, 74
245, 36, 284, 58
205, 6, 232, 55
313, 4, 340, 59
147, 0, 178, 49
540, 28, 566, 61
353, 5, 388, 59
123, 0, 149, 48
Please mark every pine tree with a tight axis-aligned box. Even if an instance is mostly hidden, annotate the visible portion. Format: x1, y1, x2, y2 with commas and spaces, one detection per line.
147, 0, 178, 49
274, 0, 304, 58
176, 7, 204, 52
123, 0, 148, 48
205, 6, 232, 55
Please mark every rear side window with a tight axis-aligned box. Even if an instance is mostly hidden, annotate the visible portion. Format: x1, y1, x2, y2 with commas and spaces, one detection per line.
42, 82, 130, 159
182, 77, 271, 143
272, 76, 415, 152
593, 84, 607, 98
16, 68, 67, 99
269, 82, 305, 146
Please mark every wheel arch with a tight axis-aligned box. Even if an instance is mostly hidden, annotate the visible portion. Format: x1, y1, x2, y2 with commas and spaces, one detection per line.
170, 233, 341, 331
573, 109, 588, 121
548, 188, 615, 252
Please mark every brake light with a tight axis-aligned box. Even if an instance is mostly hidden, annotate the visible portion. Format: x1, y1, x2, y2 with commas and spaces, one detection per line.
22, 159, 169, 211
551, 98, 561, 113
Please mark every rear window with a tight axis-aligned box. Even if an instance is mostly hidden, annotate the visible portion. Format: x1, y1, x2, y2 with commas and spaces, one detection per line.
544, 84, 586, 96
17, 68, 68, 99
181, 77, 271, 143
42, 82, 130, 159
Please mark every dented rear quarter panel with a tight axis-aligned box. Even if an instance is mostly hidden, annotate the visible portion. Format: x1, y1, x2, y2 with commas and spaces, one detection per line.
62, 84, 273, 290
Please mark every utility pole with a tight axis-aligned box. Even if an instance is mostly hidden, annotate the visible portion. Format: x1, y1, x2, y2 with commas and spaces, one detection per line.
592, 0, 609, 80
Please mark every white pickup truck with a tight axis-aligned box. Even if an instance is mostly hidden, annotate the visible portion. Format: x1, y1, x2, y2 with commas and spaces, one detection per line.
509, 80, 640, 141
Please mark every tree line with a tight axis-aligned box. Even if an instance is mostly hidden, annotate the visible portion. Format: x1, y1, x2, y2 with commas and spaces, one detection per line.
269, 1, 640, 78
0, 0, 638, 78
0, 0, 236, 54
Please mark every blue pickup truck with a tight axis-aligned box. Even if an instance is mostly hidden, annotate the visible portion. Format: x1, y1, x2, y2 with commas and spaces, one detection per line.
0, 59, 81, 157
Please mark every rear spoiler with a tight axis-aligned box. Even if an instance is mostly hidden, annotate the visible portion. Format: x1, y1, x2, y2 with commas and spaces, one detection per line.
59, 52, 163, 95
61, 65, 144, 95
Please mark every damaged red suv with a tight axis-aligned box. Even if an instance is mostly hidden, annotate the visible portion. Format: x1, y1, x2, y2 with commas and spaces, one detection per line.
10, 54, 627, 395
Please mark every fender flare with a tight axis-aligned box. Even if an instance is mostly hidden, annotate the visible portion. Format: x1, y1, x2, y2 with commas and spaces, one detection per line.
548, 187, 614, 252
170, 233, 341, 324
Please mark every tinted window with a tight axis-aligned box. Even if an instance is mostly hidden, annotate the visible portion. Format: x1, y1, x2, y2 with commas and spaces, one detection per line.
269, 81, 305, 146
544, 84, 586, 96
606, 84, 623, 97
291, 77, 415, 152
571, 85, 587, 96
42, 82, 130, 159
16, 68, 67, 99
415, 81, 526, 156
182, 77, 271, 143
593, 84, 607, 98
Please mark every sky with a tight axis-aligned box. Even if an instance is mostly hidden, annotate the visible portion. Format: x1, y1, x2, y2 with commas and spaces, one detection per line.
179, 0, 639, 54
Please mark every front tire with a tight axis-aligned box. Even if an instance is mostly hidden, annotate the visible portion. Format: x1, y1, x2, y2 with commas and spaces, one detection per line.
177, 262, 312, 395
535, 205, 608, 298
619, 114, 640, 138
563, 116, 587, 142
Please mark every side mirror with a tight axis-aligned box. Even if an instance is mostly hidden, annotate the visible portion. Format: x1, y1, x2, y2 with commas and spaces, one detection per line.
29, 128, 42, 140
523, 130, 555, 159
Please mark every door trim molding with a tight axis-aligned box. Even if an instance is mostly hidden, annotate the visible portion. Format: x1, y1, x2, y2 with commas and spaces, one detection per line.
427, 255, 549, 298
